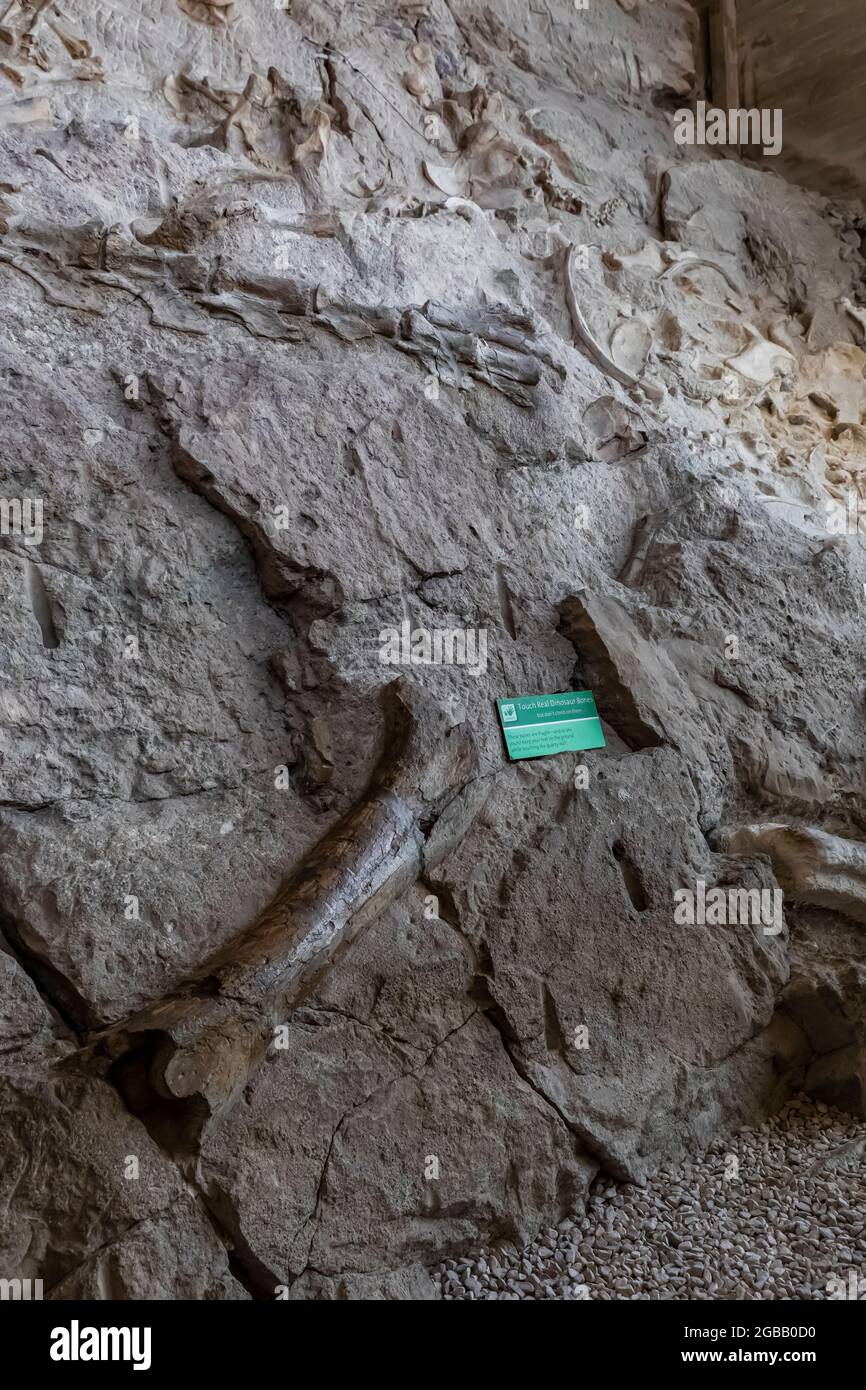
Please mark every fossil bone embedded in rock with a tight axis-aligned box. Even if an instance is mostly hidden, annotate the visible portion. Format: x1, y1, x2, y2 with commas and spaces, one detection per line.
94, 680, 479, 1139
1, 0, 866, 1306
719, 824, 866, 925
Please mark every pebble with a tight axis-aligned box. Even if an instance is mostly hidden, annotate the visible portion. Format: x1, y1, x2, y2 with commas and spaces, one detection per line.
438, 1097, 866, 1301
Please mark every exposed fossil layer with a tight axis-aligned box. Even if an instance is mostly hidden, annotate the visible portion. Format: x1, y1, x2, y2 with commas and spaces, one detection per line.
1, 0, 865, 1300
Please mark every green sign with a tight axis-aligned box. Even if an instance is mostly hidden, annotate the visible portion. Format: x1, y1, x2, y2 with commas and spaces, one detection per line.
496, 690, 605, 761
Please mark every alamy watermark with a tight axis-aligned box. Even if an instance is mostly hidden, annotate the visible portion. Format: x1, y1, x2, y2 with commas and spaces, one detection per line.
824, 491, 866, 548
674, 100, 783, 157
0, 497, 43, 546
826, 1270, 865, 1300
674, 879, 783, 935
50, 1322, 151, 1371
379, 620, 488, 677
0, 1277, 43, 1300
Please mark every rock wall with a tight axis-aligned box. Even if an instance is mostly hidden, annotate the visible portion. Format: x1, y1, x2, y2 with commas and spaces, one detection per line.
0, 0, 864, 1300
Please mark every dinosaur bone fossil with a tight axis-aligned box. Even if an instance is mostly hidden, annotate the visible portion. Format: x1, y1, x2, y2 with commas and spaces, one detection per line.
562, 242, 664, 403
0, 0, 101, 81
177, 0, 238, 27
841, 296, 866, 341
0, 222, 553, 404
658, 255, 745, 300
719, 822, 866, 925
618, 511, 665, 586
90, 680, 479, 1139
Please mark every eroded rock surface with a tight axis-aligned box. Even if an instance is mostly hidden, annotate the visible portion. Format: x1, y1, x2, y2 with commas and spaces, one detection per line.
1, 0, 865, 1298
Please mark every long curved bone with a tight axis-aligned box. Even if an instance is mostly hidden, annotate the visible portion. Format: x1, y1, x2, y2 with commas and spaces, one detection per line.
658, 255, 745, 300
89, 680, 478, 1137
562, 243, 664, 403
719, 823, 866, 925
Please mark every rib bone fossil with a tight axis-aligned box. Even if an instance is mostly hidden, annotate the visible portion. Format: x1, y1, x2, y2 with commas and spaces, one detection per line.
562, 242, 665, 403
88, 679, 479, 1144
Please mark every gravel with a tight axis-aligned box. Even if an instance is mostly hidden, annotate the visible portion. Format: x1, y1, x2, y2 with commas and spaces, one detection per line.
437, 1097, 866, 1300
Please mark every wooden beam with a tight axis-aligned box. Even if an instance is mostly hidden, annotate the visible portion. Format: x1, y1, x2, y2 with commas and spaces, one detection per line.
709, 0, 740, 110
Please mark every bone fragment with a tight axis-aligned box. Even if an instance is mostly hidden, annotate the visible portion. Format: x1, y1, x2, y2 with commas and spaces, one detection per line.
719, 823, 866, 925
91, 681, 479, 1134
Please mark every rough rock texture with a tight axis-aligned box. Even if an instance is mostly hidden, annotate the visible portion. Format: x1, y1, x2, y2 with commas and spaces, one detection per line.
1, 0, 865, 1298
782, 910, 866, 1117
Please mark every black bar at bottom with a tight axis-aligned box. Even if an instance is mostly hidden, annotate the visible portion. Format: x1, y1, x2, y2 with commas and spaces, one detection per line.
0, 1295, 858, 1377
